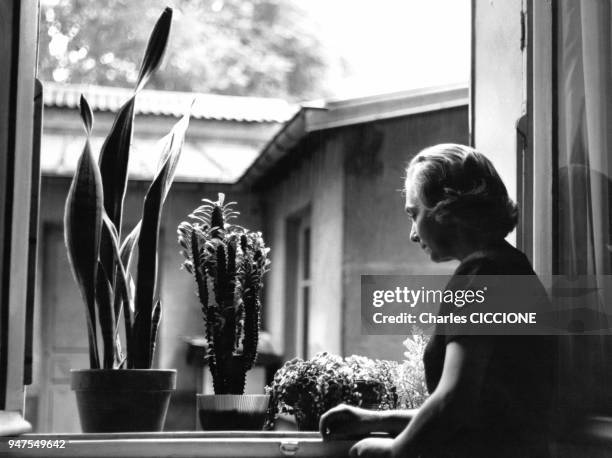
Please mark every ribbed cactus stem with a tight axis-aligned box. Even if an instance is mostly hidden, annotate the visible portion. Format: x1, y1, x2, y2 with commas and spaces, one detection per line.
225, 240, 238, 352
214, 244, 227, 306
178, 195, 269, 395
242, 283, 260, 370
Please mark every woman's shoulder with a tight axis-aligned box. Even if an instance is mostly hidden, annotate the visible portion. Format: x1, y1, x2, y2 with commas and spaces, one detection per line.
455, 240, 535, 276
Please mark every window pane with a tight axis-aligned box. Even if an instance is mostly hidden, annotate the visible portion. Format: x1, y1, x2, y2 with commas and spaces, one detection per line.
555, 0, 612, 414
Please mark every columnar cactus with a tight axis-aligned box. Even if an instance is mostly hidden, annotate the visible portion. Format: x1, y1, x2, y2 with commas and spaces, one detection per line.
178, 193, 270, 394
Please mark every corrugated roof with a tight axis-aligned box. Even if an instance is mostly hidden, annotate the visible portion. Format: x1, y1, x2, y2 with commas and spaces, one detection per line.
239, 84, 469, 188
41, 133, 261, 183
43, 82, 296, 123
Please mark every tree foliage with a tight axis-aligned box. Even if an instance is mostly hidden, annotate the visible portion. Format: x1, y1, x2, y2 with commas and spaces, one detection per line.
39, 0, 330, 100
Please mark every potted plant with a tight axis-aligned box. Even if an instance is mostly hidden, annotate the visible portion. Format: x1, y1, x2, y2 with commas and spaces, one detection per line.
265, 352, 403, 431
177, 193, 271, 430
345, 355, 399, 410
64, 7, 190, 432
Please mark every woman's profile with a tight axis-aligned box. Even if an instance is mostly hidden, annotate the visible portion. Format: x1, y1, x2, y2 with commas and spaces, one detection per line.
320, 144, 557, 458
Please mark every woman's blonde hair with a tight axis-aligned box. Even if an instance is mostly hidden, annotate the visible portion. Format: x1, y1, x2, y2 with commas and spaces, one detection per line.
405, 144, 518, 241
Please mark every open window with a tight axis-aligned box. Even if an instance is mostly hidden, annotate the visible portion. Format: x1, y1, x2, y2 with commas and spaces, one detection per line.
0, 0, 40, 434
473, 0, 612, 447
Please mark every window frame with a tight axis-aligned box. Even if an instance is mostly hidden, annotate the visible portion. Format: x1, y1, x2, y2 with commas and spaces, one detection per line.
528, 0, 612, 447
5, 0, 610, 452
529, 0, 555, 279
0, 0, 39, 420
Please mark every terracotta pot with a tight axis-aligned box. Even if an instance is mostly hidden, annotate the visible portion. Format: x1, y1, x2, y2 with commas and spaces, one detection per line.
197, 394, 269, 430
71, 369, 176, 432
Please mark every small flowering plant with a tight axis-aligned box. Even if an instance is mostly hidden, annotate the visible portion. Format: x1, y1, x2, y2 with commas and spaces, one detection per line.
395, 330, 429, 409
346, 355, 399, 410
265, 352, 402, 431
265, 353, 354, 430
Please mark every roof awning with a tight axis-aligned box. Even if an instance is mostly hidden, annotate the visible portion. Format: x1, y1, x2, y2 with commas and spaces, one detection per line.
238, 84, 468, 188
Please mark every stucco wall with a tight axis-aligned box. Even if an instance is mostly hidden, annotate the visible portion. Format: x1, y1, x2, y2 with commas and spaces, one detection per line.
342, 107, 469, 360
261, 136, 344, 358
259, 106, 468, 363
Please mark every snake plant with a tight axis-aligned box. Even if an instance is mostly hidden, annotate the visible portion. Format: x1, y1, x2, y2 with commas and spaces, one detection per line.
64, 7, 191, 369
178, 194, 270, 394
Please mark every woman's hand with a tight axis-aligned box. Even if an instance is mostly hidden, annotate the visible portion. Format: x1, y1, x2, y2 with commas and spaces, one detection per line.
319, 404, 380, 440
349, 437, 395, 458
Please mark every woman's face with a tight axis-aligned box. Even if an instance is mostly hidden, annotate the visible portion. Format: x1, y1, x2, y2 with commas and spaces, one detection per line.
404, 181, 456, 263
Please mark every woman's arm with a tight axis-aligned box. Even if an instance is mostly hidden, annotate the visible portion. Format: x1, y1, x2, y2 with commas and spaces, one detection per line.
348, 337, 493, 457
320, 405, 417, 439
372, 409, 418, 436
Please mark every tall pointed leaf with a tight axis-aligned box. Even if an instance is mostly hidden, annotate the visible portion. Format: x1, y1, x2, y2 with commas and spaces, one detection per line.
98, 97, 136, 237
95, 262, 115, 369
132, 112, 190, 368
135, 8, 173, 92
97, 7, 172, 277
120, 222, 141, 272
79, 95, 94, 135
156, 111, 191, 202
117, 221, 141, 342
101, 214, 131, 334
150, 300, 162, 367
64, 140, 103, 369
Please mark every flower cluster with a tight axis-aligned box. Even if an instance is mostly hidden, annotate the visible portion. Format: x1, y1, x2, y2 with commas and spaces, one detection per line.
266, 352, 411, 430
395, 330, 429, 409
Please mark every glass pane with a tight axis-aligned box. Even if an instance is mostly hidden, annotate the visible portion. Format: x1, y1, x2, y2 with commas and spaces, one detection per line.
555, 0, 612, 414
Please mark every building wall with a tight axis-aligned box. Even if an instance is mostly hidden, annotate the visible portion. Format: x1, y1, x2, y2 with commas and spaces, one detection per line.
260, 106, 468, 363
31, 176, 263, 431
261, 135, 344, 358
342, 107, 469, 360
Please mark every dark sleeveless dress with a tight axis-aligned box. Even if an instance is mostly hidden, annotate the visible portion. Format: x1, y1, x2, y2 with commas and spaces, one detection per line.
422, 241, 557, 457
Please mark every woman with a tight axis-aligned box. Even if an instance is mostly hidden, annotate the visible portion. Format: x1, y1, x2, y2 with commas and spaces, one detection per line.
320, 144, 556, 457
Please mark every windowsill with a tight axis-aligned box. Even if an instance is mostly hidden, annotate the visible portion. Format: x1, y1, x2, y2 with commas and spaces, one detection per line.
2, 431, 355, 457
3, 417, 612, 457
0, 411, 32, 436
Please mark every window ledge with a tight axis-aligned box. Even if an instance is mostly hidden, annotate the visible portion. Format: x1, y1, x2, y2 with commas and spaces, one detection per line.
0, 411, 32, 436
1, 431, 354, 458
4, 417, 612, 458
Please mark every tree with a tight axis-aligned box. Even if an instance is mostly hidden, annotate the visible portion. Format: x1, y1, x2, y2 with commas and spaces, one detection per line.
38, 0, 331, 101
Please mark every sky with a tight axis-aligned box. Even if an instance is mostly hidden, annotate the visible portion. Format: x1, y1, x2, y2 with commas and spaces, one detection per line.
297, 0, 471, 98
39, 0, 471, 100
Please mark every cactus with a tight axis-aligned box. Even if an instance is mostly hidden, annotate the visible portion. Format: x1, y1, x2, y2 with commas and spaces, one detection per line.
178, 193, 270, 394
